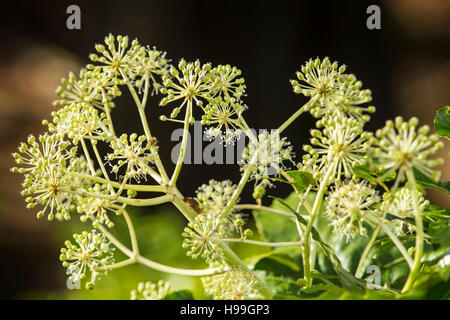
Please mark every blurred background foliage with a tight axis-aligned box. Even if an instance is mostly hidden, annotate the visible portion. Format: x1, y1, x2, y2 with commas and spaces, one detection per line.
0, 0, 449, 299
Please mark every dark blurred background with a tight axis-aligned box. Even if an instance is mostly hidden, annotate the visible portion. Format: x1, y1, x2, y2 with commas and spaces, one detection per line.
0, 0, 448, 299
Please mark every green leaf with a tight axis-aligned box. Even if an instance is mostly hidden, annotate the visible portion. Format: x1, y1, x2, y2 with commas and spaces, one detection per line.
352, 164, 395, 190
413, 168, 450, 195
434, 106, 450, 140
248, 251, 301, 278
246, 251, 302, 295
274, 196, 367, 293
422, 247, 450, 264
285, 170, 316, 192
163, 289, 194, 300
253, 192, 300, 243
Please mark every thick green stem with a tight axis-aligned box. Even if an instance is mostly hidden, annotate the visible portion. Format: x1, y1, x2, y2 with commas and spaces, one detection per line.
366, 215, 414, 269
171, 191, 273, 299
402, 170, 425, 293
96, 223, 221, 276
78, 190, 174, 207
120, 207, 139, 255
303, 160, 337, 288
169, 100, 191, 186
121, 69, 170, 183
277, 104, 308, 134
355, 226, 380, 278
71, 172, 171, 193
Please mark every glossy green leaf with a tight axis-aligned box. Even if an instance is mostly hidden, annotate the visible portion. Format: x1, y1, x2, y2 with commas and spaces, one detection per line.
164, 289, 194, 300
414, 168, 450, 195
253, 192, 300, 243
434, 106, 450, 140
285, 170, 316, 192
274, 196, 367, 293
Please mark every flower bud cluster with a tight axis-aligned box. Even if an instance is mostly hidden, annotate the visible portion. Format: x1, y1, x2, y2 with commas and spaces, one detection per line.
202, 269, 261, 300
370, 116, 443, 186
380, 187, 429, 236
291, 57, 374, 120
11, 134, 88, 221
326, 180, 380, 241
130, 280, 171, 300
107, 134, 158, 182
60, 230, 114, 289
241, 131, 295, 187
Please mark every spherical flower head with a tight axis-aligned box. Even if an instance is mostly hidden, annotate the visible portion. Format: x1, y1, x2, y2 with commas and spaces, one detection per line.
202, 97, 246, 144
47, 103, 112, 144
130, 46, 170, 95
89, 34, 142, 80
182, 213, 226, 265
241, 131, 295, 187
196, 179, 236, 213
380, 187, 429, 236
77, 184, 119, 228
60, 230, 115, 289
159, 59, 212, 115
130, 280, 171, 300
11, 134, 81, 221
207, 64, 246, 101
202, 269, 261, 300
291, 57, 374, 120
370, 116, 444, 186
326, 180, 380, 241
107, 134, 158, 182
82, 66, 123, 101
54, 69, 106, 110
195, 179, 248, 234
303, 116, 372, 183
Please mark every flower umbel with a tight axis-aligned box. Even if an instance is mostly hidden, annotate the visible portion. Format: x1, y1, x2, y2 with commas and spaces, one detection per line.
202, 269, 261, 300
60, 230, 115, 289
11, 134, 81, 221
326, 180, 380, 241
303, 116, 372, 183
207, 64, 246, 101
370, 116, 443, 186
89, 34, 142, 80
380, 187, 429, 236
107, 134, 158, 182
202, 97, 246, 144
130, 280, 171, 300
182, 213, 226, 264
291, 57, 374, 120
241, 131, 295, 187
160, 59, 212, 115
47, 103, 111, 144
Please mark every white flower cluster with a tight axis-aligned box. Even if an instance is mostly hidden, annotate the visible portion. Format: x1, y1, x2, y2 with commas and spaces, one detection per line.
182, 180, 251, 264
380, 187, 429, 236
326, 180, 380, 241
11, 134, 90, 221
202, 269, 261, 300
370, 116, 443, 186
60, 230, 114, 289
107, 133, 158, 182
291, 57, 374, 120
292, 58, 443, 241
160, 59, 247, 144
130, 280, 171, 300
241, 131, 295, 187
302, 116, 372, 183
